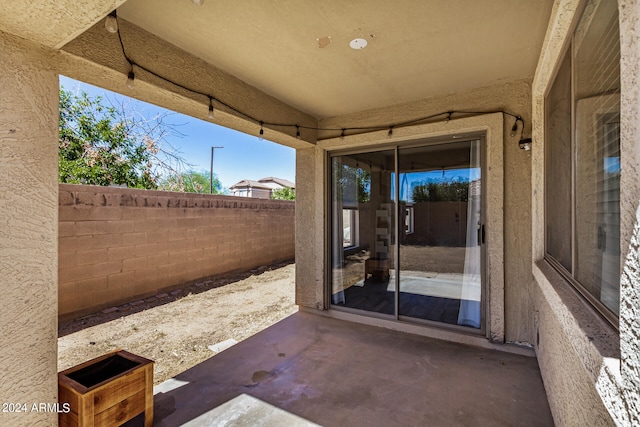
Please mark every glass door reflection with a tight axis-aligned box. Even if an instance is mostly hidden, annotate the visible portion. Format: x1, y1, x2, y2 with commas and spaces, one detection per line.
397, 141, 482, 328
330, 139, 483, 330
331, 150, 396, 316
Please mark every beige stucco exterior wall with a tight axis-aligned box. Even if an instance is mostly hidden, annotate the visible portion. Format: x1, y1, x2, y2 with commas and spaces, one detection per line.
531, 0, 640, 424
0, 32, 59, 427
295, 146, 326, 309
618, 0, 640, 421
294, 79, 536, 345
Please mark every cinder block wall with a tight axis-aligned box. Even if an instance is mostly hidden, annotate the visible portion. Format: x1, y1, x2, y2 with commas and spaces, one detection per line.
59, 184, 295, 320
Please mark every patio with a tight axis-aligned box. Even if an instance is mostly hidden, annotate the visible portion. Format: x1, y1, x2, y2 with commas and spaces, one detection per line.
3, 1, 640, 425
152, 311, 552, 426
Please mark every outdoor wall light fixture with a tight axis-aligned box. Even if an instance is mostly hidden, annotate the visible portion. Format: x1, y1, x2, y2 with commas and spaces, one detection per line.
192, 0, 205, 5
105, 12, 118, 33
519, 138, 532, 151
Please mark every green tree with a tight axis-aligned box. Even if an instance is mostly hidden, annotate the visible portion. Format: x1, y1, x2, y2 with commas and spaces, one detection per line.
333, 164, 370, 203
271, 186, 296, 200
412, 179, 469, 202
59, 88, 185, 189
158, 170, 225, 194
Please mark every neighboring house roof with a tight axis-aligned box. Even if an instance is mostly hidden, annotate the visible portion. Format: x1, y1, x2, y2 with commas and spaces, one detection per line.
258, 177, 295, 189
230, 177, 295, 190
229, 179, 272, 190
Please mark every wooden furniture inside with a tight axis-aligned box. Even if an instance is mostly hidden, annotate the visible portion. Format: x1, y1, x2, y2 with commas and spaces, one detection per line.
365, 257, 391, 281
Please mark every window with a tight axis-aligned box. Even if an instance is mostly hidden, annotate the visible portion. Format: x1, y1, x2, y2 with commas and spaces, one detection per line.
545, 0, 620, 321
342, 208, 359, 248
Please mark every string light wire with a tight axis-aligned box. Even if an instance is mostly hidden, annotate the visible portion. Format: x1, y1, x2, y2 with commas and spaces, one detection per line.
108, 12, 526, 139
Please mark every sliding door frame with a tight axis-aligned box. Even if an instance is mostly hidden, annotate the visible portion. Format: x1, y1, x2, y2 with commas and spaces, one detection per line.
320, 112, 505, 343
326, 134, 488, 336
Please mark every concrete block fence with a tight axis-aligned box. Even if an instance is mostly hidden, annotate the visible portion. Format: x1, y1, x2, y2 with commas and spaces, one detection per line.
58, 184, 295, 320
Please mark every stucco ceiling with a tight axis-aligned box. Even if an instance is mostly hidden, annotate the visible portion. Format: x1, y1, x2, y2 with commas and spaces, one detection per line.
115, 0, 552, 119
0, 0, 128, 48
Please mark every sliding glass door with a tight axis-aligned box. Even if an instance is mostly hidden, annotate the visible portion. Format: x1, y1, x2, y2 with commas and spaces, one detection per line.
330, 138, 484, 330
397, 141, 482, 327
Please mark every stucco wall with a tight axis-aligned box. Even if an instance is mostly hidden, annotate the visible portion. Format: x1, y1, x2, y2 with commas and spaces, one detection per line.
59, 184, 295, 320
295, 147, 325, 309
531, 0, 640, 424
0, 32, 59, 427
618, 0, 640, 421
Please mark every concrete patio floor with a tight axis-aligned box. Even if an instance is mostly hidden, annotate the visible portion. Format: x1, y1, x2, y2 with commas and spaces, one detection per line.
152, 311, 553, 426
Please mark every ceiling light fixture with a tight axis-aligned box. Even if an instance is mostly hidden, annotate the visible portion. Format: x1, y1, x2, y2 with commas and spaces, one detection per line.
349, 38, 368, 49
192, 0, 204, 5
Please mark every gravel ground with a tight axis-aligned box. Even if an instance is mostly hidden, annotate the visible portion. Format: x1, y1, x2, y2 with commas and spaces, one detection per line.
58, 262, 297, 385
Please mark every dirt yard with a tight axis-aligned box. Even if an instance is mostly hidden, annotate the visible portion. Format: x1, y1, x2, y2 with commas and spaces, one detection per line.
58, 262, 297, 385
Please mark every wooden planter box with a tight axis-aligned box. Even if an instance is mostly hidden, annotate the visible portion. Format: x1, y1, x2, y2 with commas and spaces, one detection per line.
58, 350, 154, 427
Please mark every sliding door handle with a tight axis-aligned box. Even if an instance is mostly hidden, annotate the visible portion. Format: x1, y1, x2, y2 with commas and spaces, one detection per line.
477, 224, 485, 246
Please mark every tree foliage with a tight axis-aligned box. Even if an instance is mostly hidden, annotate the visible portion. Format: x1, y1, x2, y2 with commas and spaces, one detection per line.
158, 170, 225, 194
59, 88, 186, 189
412, 180, 469, 202
271, 186, 296, 200
334, 164, 371, 203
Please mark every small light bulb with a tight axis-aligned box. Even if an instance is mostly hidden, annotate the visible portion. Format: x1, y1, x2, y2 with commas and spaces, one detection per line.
126, 71, 135, 89
387, 127, 394, 139
259, 122, 264, 140
105, 14, 118, 33
511, 121, 519, 137
340, 129, 346, 140
296, 126, 301, 139
208, 104, 214, 119
192, 0, 204, 5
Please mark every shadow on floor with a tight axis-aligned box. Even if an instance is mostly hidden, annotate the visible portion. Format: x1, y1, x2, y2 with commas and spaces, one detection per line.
152, 311, 553, 426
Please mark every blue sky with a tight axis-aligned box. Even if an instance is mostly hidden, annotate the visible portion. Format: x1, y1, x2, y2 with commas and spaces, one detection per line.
59, 76, 296, 189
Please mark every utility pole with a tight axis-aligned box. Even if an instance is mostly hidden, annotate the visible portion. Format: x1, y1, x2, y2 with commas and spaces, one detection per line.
210, 146, 223, 194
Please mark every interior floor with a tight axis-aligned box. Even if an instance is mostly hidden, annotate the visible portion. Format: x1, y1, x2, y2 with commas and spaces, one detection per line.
335, 276, 464, 325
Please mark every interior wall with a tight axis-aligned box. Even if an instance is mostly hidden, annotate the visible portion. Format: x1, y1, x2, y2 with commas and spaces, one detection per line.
0, 31, 59, 427
302, 80, 535, 344
531, 0, 640, 424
